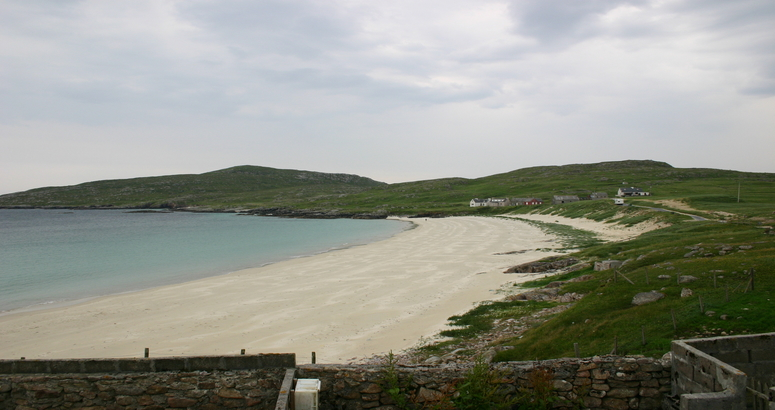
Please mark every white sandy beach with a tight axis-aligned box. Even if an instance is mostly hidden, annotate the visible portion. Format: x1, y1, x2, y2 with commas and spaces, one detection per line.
0, 216, 570, 364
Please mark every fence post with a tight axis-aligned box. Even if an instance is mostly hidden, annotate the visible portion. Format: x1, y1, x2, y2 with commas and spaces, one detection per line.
641, 326, 646, 346
750, 268, 755, 292
645, 268, 649, 285
574, 343, 580, 358
699, 295, 704, 313
671, 309, 677, 331
144, 348, 149, 358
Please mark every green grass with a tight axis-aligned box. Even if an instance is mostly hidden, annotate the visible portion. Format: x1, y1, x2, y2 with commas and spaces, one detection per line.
503, 216, 603, 250
494, 220, 775, 361
440, 300, 557, 339
517, 269, 592, 289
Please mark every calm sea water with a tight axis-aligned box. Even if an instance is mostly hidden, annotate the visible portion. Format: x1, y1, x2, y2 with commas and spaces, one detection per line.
0, 209, 409, 313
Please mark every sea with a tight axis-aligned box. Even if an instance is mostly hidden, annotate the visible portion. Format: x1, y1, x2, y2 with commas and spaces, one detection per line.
0, 209, 410, 314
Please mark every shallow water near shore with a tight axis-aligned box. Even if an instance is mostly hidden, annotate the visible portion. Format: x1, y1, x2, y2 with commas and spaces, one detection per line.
0, 209, 409, 313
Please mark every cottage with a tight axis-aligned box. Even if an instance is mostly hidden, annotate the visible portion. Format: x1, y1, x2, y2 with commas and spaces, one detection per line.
511, 197, 543, 206
617, 187, 650, 197
470, 198, 512, 207
552, 195, 580, 204
487, 198, 511, 207
469, 198, 488, 207
590, 192, 608, 199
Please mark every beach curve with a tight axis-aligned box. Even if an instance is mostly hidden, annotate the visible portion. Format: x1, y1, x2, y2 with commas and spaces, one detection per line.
0, 216, 564, 363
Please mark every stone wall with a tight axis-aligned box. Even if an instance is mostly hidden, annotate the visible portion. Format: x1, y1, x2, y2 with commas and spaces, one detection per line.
0, 354, 670, 410
298, 355, 671, 410
0, 354, 295, 410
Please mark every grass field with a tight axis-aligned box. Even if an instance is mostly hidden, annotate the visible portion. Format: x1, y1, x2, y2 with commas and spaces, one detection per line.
417, 201, 775, 361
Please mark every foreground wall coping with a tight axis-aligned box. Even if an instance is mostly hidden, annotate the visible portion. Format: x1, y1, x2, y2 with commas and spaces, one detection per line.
0, 353, 296, 374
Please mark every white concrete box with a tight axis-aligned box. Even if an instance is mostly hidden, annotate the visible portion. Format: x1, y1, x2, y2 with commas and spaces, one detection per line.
294, 379, 320, 410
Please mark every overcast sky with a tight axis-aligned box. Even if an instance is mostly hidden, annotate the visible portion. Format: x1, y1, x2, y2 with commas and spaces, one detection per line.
1, 0, 774, 194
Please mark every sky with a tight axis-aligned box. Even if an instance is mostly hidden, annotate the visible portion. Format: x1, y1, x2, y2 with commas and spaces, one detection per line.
1, 0, 774, 195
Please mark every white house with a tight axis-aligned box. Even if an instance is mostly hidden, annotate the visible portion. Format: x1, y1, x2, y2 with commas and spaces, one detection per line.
470, 198, 488, 207
617, 187, 650, 197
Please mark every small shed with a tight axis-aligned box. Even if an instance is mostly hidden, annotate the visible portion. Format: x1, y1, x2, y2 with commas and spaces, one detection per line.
487, 198, 511, 207
552, 195, 580, 204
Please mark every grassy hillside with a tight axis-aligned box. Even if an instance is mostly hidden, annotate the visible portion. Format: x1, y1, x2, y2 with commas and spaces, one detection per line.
406, 198, 775, 362
0, 166, 385, 210
1, 160, 773, 219
301, 159, 775, 217
494, 218, 775, 361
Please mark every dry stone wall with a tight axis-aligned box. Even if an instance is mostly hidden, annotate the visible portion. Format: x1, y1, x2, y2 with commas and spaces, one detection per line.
298, 355, 671, 410
0, 354, 294, 410
0, 354, 670, 410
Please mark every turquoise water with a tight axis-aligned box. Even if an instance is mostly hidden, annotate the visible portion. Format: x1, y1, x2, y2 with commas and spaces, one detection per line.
0, 209, 409, 313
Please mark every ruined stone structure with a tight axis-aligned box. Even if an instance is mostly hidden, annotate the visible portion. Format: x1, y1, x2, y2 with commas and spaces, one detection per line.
668, 332, 775, 410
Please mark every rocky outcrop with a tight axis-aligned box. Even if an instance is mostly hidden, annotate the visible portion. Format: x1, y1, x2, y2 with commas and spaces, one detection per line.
240, 207, 388, 219
504, 257, 580, 273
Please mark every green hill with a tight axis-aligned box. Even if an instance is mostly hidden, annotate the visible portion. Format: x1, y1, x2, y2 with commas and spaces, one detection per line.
2, 160, 773, 219
0, 165, 386, 210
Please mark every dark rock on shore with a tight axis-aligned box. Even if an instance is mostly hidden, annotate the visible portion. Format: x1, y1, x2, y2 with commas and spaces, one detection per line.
240, 207, 388, 219
504, 257, 580, 273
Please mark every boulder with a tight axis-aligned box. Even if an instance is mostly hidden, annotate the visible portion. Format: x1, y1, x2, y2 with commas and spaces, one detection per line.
680, 288, 693, 298
424, 356, 442, 365
594, 260, 623, 271
678, 275, 698, 284
632, 291, 665, 306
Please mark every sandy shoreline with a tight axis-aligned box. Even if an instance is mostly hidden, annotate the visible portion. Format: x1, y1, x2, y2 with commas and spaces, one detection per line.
0, 216, 567, 364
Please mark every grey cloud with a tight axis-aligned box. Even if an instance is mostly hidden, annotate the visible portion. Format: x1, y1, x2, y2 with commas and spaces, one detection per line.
506, 0, 650, 46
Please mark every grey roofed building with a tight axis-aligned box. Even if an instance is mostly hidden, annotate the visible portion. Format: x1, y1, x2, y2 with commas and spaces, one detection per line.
617, 187, 650, 197
552, 195, 580, 204
487, 198, 511, 207
469, 198, 488, 207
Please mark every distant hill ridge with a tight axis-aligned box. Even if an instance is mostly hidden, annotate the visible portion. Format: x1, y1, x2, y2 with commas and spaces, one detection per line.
0, 160, 772, 214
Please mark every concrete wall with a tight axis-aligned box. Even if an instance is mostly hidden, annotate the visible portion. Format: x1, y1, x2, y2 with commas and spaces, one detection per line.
671, 333, 775, 410
685, 332, 775, 385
